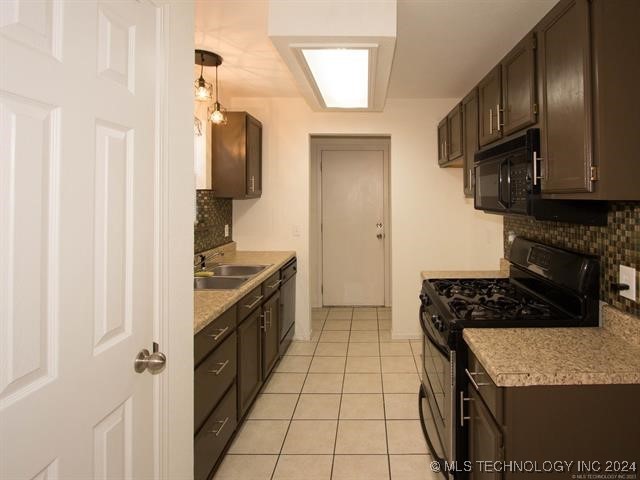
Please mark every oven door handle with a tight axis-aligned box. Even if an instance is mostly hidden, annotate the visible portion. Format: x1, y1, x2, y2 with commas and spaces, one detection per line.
419, 383, 448, 475
497, 157, 510, 209
419, 306, 449, 359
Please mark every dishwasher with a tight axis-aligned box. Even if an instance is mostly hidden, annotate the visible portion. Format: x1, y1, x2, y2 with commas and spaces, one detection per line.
278, 258, 297, 356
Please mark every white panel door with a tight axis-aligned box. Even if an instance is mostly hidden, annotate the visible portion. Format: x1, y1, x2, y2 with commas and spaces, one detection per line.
1, 1, 161, 478
322, 150, 385, 306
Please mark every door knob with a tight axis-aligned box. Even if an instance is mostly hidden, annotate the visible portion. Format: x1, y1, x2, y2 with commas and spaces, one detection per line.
377, 233, 383, 239
135, 342, 167, 374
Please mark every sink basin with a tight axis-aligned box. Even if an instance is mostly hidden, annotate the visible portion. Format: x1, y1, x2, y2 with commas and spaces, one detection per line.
194, 276, 250, 290
210, 264, 269, 276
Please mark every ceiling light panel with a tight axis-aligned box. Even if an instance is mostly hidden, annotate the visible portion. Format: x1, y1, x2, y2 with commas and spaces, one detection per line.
301, 48, 369, 108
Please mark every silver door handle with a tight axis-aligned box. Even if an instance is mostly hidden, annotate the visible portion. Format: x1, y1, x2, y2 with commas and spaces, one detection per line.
444, 140, 447, 157
460, 390, 472, 427
532, 150, 543, 186
496, 103, 502, 131
266, 279, 282, 289
208, 360, 229, 375
207, 326, 229, 341
260, 309, 271, 330
465, 368, 491, 390
208, 417, 229, 436
490, 107, 495, 134
134, 342, 167, 375
244, 295, 263, 309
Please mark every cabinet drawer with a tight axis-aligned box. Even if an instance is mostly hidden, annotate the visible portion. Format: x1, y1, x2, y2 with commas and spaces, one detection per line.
467, 351, 502, 422
195, 332, 237, 433
238, 286, 263, 322
281, 259, 297, 282
195, 305, 236, 367
194, 386, 237, 480
262, 271, 281, 300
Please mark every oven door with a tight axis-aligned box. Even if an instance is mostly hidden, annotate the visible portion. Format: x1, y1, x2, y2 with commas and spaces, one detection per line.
419, 306, 454, 472
474, 155, 510, 213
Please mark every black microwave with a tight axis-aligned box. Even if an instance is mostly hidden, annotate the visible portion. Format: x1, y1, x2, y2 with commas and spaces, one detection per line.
473, 129, 607, 225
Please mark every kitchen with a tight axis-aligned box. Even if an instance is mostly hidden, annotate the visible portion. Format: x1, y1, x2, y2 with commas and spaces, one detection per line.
0, 1, 638, 480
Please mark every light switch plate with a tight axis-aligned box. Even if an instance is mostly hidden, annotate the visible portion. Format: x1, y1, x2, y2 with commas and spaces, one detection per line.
224, 224, 229, 237
619, 265, 636, 302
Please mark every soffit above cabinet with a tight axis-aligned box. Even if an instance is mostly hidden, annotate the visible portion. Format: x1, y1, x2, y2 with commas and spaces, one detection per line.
267, 0, 397, 112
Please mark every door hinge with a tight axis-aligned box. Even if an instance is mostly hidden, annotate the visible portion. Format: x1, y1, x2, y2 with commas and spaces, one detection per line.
590, 166, 599, 181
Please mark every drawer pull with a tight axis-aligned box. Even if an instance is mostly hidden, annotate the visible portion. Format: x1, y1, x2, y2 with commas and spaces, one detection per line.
208, 360, 229, 376
460, 390, 472, 427
207, 326, 229, 341
465, 368, 491, 390
266, 279, 282, 289
244, 295, 264, 310
208, 417, 229, 436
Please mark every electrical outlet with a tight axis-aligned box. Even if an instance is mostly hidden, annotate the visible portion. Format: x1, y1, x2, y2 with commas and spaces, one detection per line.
619, 265, 636, 302
224, 224, 229, 237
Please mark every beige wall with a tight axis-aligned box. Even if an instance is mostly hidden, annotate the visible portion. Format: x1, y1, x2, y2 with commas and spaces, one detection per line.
229, 97, 503, 339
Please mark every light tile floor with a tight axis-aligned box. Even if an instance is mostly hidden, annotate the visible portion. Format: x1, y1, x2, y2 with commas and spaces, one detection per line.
214, 307, 438, 480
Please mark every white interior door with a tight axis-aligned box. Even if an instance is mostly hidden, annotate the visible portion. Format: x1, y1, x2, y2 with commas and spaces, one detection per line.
322, 149, 385, 306
1, 1, 165, 478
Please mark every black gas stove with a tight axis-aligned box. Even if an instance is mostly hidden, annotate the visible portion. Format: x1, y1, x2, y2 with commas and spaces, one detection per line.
418, 237, 600, 479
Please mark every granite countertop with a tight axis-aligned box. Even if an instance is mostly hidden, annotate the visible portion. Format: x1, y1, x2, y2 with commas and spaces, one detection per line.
464, 306, 640, 387
194, 249, 296, 334
421, 258, 510, 280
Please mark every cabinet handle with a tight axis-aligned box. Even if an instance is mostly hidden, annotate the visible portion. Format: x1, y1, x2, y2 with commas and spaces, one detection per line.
266, 279, 282, 289
244, 295, 263, 310
489, 108, 493, 134
208, 360, 229, 375
496, 103, 503, 131
465, 368, 491, 390
468, 169, 473, 189
532, 150, 543, 186
460, 390, 472, 427
261, 309, 271, 330
207, 326, 229, 341
208, 417, 229, 436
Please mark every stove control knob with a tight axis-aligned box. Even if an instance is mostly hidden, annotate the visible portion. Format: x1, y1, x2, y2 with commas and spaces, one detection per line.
420, 294, 431, 306
431, 314, 444, 332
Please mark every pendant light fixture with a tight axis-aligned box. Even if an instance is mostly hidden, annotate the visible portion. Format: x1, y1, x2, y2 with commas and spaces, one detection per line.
208, 57, 227, 125
194, 49, 227, 125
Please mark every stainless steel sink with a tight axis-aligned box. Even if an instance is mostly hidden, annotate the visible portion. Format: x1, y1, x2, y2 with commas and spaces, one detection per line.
194, 276, 250, 290
210, 264, 269, 276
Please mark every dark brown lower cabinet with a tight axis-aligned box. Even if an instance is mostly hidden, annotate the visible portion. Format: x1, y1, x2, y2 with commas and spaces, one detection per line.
262, 291, 280, 379
194, 387, 237, 480
237, 308, 262, 418
466, 351, 640, 479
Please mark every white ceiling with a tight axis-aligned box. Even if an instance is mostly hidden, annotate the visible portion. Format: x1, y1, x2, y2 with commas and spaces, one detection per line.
194, 0, 558, 101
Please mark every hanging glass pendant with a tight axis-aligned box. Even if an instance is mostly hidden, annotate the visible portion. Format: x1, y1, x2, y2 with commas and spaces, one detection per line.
194, 74, 212, 102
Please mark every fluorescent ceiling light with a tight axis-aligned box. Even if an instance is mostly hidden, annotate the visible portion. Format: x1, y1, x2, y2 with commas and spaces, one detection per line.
301, 48, 369, 108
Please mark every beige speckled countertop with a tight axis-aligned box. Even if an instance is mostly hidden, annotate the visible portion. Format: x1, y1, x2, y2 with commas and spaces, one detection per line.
464, 305, 640, 387
194, 246, 295, 334
421, 258, 509, 280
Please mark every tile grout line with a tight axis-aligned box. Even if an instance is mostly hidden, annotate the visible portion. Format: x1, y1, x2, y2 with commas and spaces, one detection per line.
268, 309, 326, 480
378, 307, 393, 480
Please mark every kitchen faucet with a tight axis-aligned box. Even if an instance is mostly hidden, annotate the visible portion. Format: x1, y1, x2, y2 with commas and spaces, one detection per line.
193, 251, 224, 272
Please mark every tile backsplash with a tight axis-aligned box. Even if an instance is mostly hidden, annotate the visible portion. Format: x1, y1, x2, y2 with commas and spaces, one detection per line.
195, 190, 232, 253
503, 202, 639, 317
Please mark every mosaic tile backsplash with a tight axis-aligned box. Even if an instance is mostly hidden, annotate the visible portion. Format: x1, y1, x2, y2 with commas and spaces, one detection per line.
503, 202, 639, 317
195, 190, 232, 254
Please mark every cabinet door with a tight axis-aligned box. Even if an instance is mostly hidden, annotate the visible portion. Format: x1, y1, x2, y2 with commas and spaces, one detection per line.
502, 33, 537, 135
246, 115, 262, 197
447, 104, 463, 161
468, 387, 504, 480
462, 90, 479, 197
437, 118, 448, 165
237, 309, 262, 418
537, 0, 593, 194
262, 291, 280, 379
478, 65, 503, 146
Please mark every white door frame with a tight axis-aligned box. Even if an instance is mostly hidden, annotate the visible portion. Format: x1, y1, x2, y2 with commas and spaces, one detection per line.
152, 2, 194, 479
310, 136, 391, 307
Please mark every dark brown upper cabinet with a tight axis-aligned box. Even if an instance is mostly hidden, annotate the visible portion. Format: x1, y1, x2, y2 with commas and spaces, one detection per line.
211, 111, 262, 199
537, 0, 593, 195
438, 104, 464, 168
447, 104, 464, 162
477, 65, 502, 147
462, 89, 479, 198
538, 0, 640, 200
502, 33, 537, 136
437, 118, 448, 165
